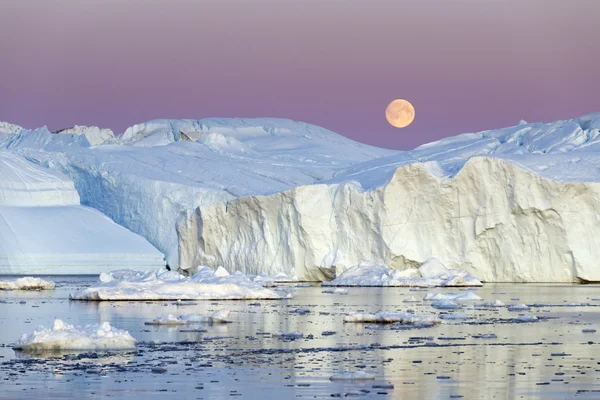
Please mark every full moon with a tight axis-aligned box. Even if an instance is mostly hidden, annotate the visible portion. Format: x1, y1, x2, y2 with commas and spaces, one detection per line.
385, 99, 415, 128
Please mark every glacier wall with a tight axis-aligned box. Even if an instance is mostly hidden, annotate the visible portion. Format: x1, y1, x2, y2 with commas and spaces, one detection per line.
181, 156, 599, 282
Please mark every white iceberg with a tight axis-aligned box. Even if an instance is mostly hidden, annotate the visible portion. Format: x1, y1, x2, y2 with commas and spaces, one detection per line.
70, 267, 287, 301
14, 319, 137, 352
145, 310, 231, 325
4, 114, 600, 282
322, 258, 482, 287
0, 277, 55, 290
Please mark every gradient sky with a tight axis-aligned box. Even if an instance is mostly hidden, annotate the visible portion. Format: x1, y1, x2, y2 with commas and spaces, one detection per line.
1, 0, 599, 149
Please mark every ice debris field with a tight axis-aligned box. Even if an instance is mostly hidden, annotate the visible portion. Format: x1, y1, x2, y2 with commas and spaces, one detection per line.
1, 113, 600, 282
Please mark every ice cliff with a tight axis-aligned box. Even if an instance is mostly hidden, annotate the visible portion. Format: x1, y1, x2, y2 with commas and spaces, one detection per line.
2, 113, 600, 281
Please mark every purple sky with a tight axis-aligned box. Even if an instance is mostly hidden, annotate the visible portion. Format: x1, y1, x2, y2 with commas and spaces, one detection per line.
1, 0, 599, 149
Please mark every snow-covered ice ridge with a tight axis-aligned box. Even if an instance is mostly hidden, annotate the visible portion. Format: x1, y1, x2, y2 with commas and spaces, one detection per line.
2, 113, 600, 282
0, 152, 164, 274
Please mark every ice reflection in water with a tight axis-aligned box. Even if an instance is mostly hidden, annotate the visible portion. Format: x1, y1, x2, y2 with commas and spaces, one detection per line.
1, 277, 600, 399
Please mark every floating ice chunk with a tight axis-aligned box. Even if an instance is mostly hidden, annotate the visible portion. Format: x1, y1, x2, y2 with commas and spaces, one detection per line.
323, 259, 481, 288
70, 268, 286, 301
515, 315, 538, 322
472, 333, 497, 339
322, 288, 349, 295
440, 313, 471, 321
329, 371, 376, 381
14, 319, 136, 352
507, 304, 530, 311
343, 312, 440, 325
292, 308, 311, 315
145, 310, 231, 325
431, 300, 461, 310
0, 277, 55, 290
403, 296, 419, 303
272, 331, 303, 339
476, 299, 505, 308
424, 291, 482, 301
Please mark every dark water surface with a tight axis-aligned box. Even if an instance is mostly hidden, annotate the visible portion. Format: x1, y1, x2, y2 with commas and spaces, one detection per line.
1, 277, 600, 399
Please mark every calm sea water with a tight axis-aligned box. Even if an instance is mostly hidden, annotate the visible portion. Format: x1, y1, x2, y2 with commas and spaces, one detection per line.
1, 277, 600, 399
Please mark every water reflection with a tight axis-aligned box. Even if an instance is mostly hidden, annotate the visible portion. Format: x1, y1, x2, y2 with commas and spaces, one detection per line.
1, 280, 600, 399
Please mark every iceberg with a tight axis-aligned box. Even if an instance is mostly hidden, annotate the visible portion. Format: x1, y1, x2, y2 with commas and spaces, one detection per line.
70, 267, 287, 301
3, 113, 600, 282
0, 152, 165, 274
14, 319, 137, 352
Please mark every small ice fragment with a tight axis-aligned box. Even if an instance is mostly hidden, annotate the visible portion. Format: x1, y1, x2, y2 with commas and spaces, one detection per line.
431, 300, 461, 310
322, 288, 349, 295
292, 308, 311, 315
515, 315, 538, 323
472, 333, 497, 339
272, 331, 303, 339
329, 371, 375, 381
507, 304, 530, 311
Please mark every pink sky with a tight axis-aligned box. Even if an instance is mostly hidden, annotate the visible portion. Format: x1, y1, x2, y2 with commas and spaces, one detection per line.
1, 0, 598, 149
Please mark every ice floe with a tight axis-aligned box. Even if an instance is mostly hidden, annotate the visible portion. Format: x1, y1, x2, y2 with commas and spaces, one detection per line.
321, 288, 349, 295
14, 319, 137, 352
70, 267, 287, 301
0, 277, 55, 290
423, 291, 482, 301
145, 310, 231, 325
322, 258, 482, 287
343, 312, 440, 325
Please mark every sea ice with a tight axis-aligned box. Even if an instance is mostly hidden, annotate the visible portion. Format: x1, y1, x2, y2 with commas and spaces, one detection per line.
70, 267, 286, 301
0, 277, 55, 290
14, 319, 136, 352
